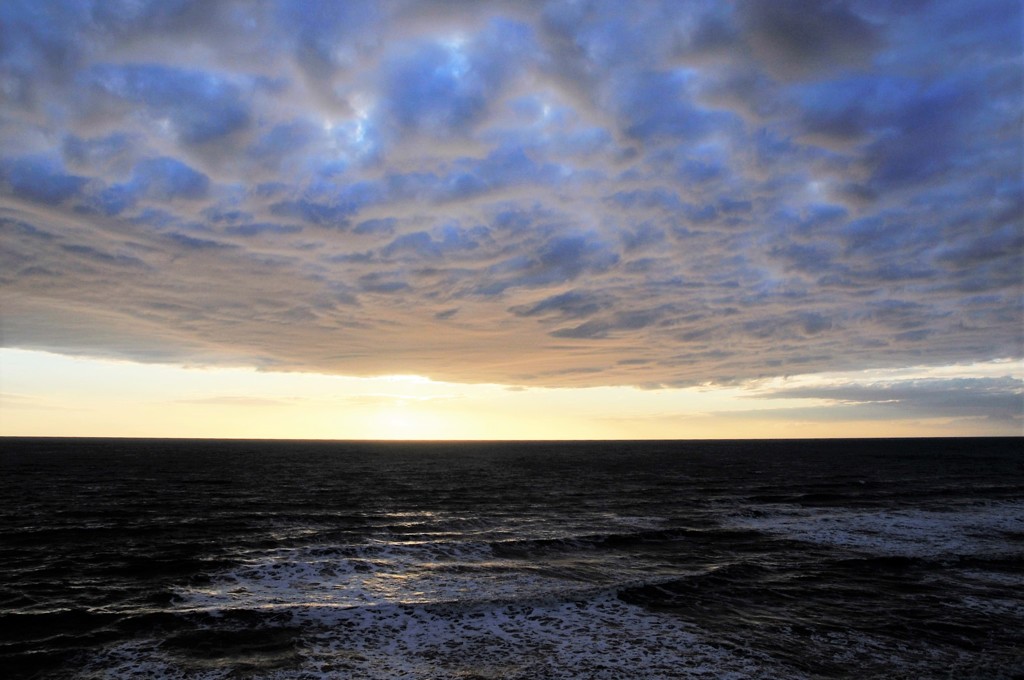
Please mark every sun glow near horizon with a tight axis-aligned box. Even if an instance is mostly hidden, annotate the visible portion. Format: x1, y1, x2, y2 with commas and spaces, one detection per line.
1, 349, 1019, 441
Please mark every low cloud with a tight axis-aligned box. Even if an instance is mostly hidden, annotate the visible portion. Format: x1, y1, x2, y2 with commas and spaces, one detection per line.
756, 376, 1024, 422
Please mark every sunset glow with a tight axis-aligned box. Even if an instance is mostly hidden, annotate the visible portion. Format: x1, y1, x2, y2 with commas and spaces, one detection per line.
2, 349, 1018, 439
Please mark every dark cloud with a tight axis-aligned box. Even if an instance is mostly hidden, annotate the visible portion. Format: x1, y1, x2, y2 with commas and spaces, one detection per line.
165, 232, 235, 251
60, 243, 147, 269
757, 377, 1024, 422
358, 272, 410, 294
1, 156, 88, 204
269, 199, 353, 229
382, 224, 486, 261
354, 218, 397, 236
510, 290, 612, 319
738, 0, 882, 79
551, 307, 667, 339
0, 0, 1019, 395
223, 222, 301, 237
476, 232, 620, 296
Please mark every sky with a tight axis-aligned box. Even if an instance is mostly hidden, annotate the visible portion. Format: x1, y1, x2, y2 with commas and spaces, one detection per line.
1, 0, 1021, 439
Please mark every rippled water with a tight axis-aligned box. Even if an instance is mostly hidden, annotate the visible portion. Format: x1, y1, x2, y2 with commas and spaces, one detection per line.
1, 438, 1021, 678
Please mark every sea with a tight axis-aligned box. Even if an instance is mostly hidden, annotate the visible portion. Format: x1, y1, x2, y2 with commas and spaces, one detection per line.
1, 437, 1021, 679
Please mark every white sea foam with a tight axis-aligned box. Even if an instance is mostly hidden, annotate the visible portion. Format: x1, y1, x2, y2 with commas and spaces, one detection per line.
173, 539, 580, 613
295, 592, 790, 679
127, 519, 800, 679
83, 501, 1023, 679
83, 592, 795, 679
174, 512, 671, 614
727, 500, 1024, 558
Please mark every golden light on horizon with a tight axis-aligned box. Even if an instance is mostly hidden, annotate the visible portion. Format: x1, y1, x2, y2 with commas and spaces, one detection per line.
1, 349, 1018, 440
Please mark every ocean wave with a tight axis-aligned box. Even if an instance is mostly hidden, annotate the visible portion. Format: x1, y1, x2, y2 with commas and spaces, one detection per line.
726, 500, 1024, 559
79, 592, 795, 680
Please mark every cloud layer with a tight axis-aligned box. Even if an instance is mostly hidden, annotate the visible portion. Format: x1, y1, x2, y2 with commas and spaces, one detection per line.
2, 0, 1021, 389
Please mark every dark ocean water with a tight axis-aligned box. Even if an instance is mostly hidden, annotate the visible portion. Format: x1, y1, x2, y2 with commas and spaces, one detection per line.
1, 437, 1022, 679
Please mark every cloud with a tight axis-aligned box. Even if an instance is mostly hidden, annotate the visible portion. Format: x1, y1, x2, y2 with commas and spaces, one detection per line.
382, 224, 486, 261
737, 0, 882, 79
510, 290, 613, 319
83, 63, 253, 144
551, 307, 667, 339
618, 71, 705, 141
277, 0, 384, 82
130, 157, 210, 201
0, 0, 1020, 398
1, 155, 88, 204
475, 232, 620, 295
755, 376, 1024, 422
382, 19, 532, 138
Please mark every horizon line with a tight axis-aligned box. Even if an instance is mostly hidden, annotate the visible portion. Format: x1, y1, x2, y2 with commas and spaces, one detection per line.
3, 434, 1020, 443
